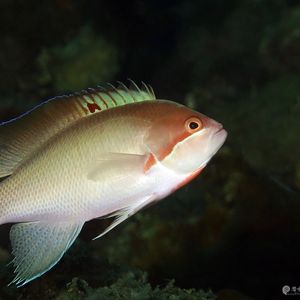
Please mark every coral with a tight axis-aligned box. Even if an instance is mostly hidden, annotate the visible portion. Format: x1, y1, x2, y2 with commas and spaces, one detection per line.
57, 272, 216, 300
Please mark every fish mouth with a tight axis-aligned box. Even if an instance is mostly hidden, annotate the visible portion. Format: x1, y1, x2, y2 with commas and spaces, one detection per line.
215, 125, 224, 134
212, 126, 227, 148
216, 127, 227, 136
197, 127, 227, 169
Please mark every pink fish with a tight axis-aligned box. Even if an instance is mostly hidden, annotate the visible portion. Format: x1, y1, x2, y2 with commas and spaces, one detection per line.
0, 82, 227, 286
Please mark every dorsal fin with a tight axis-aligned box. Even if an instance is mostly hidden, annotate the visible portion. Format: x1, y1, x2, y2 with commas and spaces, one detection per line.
0, 82, 156, 178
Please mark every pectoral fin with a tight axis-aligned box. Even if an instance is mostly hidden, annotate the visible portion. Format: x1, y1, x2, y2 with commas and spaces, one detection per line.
87, 153, 149, 182
9, 221, 84, 287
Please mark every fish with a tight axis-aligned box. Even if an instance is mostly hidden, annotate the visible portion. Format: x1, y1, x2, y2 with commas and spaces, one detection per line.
0, 81, 227, 287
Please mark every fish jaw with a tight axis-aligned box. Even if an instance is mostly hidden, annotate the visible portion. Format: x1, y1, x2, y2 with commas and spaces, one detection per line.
140, 101, 227, 176
140, 126, 227, 200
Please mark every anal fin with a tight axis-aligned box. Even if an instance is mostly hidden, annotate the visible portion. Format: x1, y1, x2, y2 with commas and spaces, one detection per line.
93, 195, 154, 240
9, 220, 84, 287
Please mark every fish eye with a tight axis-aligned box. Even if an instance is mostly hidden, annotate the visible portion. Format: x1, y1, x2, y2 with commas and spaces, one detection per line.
189, 122, 199, 129
185, 117, 203, 133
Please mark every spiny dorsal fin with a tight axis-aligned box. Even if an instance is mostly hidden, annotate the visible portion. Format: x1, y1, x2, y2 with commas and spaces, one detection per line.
0, 81, 156, 178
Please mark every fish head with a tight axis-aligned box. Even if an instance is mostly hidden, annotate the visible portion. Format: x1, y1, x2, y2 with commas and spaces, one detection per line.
145, 101, 227, 174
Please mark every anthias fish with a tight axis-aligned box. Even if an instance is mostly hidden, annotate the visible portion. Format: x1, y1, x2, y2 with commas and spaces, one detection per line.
0, 82, 227, 286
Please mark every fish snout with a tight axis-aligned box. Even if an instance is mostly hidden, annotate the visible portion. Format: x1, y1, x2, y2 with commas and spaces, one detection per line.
200, 114, 224, 133
210, 121, 227, 149
200, 114, 227, 145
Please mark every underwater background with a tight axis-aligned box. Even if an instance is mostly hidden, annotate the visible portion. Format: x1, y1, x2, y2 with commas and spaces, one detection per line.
0, 0, 299, 299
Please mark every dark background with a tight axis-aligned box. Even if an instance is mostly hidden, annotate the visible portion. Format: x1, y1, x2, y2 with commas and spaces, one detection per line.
0, 0, 299, 299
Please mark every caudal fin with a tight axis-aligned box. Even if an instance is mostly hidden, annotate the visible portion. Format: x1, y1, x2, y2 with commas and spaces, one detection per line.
9, 220, 84, 287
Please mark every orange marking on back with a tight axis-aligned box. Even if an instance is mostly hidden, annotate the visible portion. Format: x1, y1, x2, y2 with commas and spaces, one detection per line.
87, 102, 101, 113
144, 153, 156, 172
173, 167, 204, 192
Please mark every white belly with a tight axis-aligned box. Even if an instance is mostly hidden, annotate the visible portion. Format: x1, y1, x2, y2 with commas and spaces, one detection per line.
2, 155, 188, 224
87, 160, 187, 221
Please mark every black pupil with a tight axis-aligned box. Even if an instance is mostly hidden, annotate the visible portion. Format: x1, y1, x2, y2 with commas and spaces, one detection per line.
189, 121, 199, 130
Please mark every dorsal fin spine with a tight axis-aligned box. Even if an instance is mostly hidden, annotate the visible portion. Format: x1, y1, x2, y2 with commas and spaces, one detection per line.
99, 94, 109, 109
112, 89, 127, 105
128, 79, 141, 94
106, 91, 119, 106
117, 81, 135, 102
121, 81, 137, 102
99, 92, 117, 108
76, 98, 88, 115
141, 81, 152, 98
106, 83, 127, 105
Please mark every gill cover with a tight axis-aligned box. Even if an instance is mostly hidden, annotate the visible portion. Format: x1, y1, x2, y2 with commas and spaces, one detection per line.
144, 103, 226, 174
